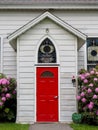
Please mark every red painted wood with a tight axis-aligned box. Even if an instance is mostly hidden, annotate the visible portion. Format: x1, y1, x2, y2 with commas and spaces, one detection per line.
36, 67, 58, 122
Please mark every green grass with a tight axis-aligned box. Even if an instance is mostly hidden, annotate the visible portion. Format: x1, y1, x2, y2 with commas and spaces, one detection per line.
70, 123, 98, 130
0, 123, 29, 130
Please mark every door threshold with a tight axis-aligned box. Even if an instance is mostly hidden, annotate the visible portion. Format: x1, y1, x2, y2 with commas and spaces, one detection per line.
35, 122, 58, 124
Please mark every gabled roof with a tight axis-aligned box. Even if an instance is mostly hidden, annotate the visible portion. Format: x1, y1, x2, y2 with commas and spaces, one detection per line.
0, 0, 98, 9
8, 11, 86, 50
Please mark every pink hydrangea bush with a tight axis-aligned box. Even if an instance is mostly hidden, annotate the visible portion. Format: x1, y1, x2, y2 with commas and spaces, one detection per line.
77, 68, 98, 124
0, 73, 16, 122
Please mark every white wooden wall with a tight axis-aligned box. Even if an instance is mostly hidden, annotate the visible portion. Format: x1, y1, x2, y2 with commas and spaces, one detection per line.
0, 9, 98, 123
1, 10, 98, 77
17, 18, 77, 123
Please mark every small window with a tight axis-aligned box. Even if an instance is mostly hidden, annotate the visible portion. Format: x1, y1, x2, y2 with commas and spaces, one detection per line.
38, 38, 56, 63
41, 71, 54, 78
87, 38, 98, 70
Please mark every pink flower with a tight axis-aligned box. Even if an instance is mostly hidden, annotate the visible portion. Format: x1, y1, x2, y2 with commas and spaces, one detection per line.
88, 102, 94, 110
93, 94, 97, 99
1, 97, 6, 102
84, 79, 88, 83
87, 88, 92, 93
0, 102, 3, 106
90, 70, 95, 74
1, 78, 9, 85
85, 73, 90, 77
89, 83, 94, 87
90, 102, 94, 105
81, 92, 85, 97
96, 72, 98, 75
81, 98, 86, 103
94, 78, 98, 81
88, 104, 93, 110
6, 93, 11, 98
76, 95, 81, 100
96, 110, 98, 115
95, 88, 98, 93
80, 76, 85, 80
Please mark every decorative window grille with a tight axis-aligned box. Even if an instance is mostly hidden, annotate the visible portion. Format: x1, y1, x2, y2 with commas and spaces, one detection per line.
38, 38, 56, 63
87, 38, 98, 70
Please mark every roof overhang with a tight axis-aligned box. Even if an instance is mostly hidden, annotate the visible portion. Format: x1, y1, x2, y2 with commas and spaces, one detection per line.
1, 1, 98, 10
8, 11, 87, 50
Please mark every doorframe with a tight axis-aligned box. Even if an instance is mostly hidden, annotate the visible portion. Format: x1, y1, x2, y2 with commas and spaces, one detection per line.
34, 65, 60, 122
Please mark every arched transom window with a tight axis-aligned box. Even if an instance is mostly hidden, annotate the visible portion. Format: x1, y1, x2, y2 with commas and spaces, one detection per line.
38, 38, 56, 63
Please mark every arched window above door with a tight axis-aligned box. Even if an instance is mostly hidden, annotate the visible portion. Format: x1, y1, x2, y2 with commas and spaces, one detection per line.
38, 38, 56, 63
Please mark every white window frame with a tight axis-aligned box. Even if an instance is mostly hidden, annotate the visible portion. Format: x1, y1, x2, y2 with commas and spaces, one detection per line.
0, 36, 3, 73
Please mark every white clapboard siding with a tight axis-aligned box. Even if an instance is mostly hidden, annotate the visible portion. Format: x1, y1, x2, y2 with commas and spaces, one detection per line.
1, 10, 98, 123
1, 10, 98, 78
17, 17, 77, 123
0, 37, 1, 72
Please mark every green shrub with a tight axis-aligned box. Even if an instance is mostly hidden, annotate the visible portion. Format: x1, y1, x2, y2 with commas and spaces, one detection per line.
0, 73, 17, 122
77, 68, 98, 125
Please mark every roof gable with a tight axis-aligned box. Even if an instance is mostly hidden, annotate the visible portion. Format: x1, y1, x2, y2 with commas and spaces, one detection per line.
8, 11, 86, 41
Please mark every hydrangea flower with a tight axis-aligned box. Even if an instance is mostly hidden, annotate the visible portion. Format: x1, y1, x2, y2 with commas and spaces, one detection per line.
81, 98, 86, 103
89, 83, 94, 87
94, 78, 98, 81
84, 79, 88, 83
88, 88, 92, 93
95, 88, 98, 93
81, 92, 85, 97
80, 76, 85, 80
76, 95, 81, 100
93, 94, 97, 99
0, 78, 10, 85
85, 73, 90, 77
6, 93, 11, 98
88, 104, 93, 110
1, 97, 6, 102
90, 70, 95, 74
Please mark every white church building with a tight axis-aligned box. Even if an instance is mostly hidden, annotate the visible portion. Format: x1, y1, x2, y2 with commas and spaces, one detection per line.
0, 0, 98, 123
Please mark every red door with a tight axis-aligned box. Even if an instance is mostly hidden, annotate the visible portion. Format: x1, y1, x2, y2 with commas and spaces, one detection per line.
36, 67, 58, 122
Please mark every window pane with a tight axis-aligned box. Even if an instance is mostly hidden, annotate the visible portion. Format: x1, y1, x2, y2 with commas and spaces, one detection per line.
38, 38, 56, 63
41, 71, 54, 78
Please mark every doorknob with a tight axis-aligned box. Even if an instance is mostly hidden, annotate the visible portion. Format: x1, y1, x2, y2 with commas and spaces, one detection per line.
54, 96, 58, 99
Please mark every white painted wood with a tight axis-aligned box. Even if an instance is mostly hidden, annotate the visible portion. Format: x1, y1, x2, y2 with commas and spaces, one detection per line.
0, 36, 3, 72
78, 45, 85, 70
8, 11, 86, 44
1, 9, 98, 123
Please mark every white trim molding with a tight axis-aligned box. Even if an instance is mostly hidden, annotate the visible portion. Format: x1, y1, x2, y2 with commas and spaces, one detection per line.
35, 35, 60, 64
0, 36, 3, 73
7, 11, 87, 50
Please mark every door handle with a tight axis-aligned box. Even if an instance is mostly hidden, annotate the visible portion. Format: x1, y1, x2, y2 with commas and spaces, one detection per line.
54, 96, 58, 99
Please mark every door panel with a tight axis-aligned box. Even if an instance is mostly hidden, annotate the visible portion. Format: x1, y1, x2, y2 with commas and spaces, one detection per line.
36, 67, 58, 122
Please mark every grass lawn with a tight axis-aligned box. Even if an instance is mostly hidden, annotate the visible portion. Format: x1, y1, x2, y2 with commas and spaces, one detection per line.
0, 123, 29, 130
70, 123, 98, 130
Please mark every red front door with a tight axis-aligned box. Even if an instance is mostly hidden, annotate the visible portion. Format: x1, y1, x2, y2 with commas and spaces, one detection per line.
36, 67, 58, 122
